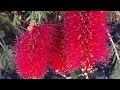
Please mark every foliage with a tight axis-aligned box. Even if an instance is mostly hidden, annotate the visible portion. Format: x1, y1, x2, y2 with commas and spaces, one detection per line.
0, 44, 16, 72
107, 12, 120, 79
13, 16, 21, 26
26, 11, 53, 25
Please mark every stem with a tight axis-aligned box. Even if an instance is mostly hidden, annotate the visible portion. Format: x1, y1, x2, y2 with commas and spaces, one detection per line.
17, 26, 28, 31
7, 19, 23, 34
108, 32, 120, 64
0, 42, 5, 51
116, 40, 120, 44
1, 37, 5, 46
0, 13, 23, 34
0, 62, 5, 70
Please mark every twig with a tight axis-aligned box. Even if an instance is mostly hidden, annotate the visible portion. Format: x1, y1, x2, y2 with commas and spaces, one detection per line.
7, 19, 23, 34
0, 62, 6, 70
116, 40, 120, 44
0, 42, 5, 51
17, 26, 28, 31
0, 13, 23, 34
1, 37, 5, 46
108, 32, 120, 64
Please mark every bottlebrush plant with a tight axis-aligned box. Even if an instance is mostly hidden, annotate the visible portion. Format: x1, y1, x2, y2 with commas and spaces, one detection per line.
13, 22, 55, 79
62, 11, 111, 74
47, 11, 111, 76
48, 23, 66, 75
13, 11, 111, 79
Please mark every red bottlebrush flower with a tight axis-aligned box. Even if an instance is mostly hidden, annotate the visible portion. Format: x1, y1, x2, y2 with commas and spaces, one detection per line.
82, 11, 110, 71
14, 22, 55, 79
49, 23, 67, 75
49, 12, 84, 75
63, 11, 85, 73
63, 11, 110, 73
13, 11, 110, 78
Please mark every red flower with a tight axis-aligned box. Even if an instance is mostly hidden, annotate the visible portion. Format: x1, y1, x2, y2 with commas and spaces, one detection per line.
63, 11, 110, 73
48, 23, 67, 75
63, 11, 84, 73
81, 11, 110, 72
14, 11, 111, 78
14, 23, 54, 79
49, 12, 83, 75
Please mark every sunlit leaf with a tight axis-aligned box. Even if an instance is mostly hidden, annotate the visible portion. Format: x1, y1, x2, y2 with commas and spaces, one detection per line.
13, 16, 21, 26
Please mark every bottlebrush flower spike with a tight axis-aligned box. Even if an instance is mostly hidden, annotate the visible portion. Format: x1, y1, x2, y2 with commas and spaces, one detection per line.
14, 22, 55, 79
82, 11, 110, 72
49, 23, 68, 75
63, 11, 110, 73
62, 11, 85, 74
49, 12, 83, 75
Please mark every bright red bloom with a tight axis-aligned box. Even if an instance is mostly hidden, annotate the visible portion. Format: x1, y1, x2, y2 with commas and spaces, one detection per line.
14, 23, 55, 79
63, 11, 110, 73
48, 23, 68, 75
82, 11, 110, 71
49, 12, 83, 75
14, 11, 111, 78
62, 11, 85, 74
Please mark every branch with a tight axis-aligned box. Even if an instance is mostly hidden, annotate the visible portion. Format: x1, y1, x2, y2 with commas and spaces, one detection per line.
108, 32, 120, 64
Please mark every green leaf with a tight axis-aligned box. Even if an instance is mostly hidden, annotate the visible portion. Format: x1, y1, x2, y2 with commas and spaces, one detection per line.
26, 11, 53, 25
13, 16, 21, 26
71, 69, 83, 79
